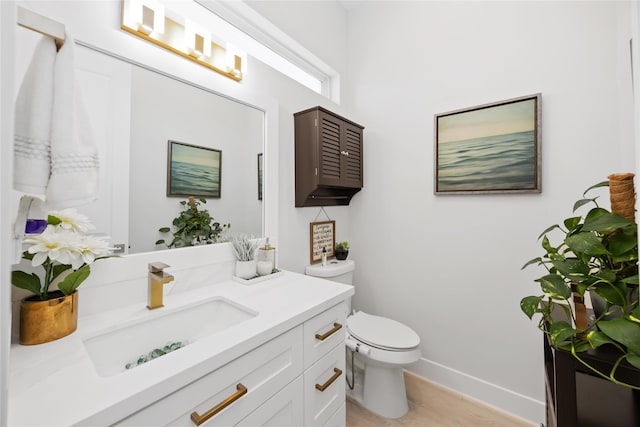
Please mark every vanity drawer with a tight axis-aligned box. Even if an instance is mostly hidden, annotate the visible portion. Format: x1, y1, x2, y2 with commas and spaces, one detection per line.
323, 402, 346, 427
116, 326, 303, 427
303, 343, 346, 427
235, 376, 303, 426
303, 302, 347, 369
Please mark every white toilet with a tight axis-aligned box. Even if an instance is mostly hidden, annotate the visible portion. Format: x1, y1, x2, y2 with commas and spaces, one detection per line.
305, 259, 421, 419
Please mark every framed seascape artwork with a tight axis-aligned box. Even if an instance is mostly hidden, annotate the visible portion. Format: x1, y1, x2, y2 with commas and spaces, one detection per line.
167, 140, 222, 198
434, 93, 541, 195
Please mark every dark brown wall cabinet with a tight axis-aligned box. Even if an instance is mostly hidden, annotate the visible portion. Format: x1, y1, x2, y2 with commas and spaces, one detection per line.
294, 106, 364, 207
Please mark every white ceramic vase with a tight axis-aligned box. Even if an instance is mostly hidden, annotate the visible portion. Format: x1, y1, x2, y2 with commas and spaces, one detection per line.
256, 260, 273, 276
235, 260, 257, 279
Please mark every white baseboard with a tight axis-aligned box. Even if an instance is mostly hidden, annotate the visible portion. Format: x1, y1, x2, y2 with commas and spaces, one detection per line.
409, 357, 545, 425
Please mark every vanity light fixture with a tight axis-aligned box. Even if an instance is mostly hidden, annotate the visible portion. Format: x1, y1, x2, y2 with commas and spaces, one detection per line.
185, 19, 211, 59
125, 0, 165, 36
226, 43, 248, 76
121, 0, 246, 82
139, 6, 154, 35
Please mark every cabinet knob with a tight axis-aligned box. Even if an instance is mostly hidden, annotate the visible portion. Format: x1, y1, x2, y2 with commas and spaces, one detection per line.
341, 150, 349, 156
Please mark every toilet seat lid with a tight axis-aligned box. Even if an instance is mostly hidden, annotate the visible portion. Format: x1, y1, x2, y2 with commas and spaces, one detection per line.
347, 311, 420, 350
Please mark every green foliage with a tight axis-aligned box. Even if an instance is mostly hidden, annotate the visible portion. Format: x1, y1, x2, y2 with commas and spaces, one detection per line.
57, 265, 91, 295
521, 181, 640, 387
11, 271, 42, 295
335, 241, 349, 251
157, 197, 230, 248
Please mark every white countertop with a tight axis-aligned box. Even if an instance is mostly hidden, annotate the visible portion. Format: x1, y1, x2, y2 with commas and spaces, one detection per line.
8, 270, 353, 426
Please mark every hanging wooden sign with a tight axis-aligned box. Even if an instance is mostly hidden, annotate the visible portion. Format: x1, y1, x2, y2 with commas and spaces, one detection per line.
310, 220, 335, 264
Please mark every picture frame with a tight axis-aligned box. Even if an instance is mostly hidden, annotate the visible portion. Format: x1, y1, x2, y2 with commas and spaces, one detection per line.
310, 220, 335, 264
434, 93, 541, 195
258, 153, 263, 201
167, 140, 222, 198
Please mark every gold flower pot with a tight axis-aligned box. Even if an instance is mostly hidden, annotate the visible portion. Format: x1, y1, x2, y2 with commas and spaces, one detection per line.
20, 291, 78, 345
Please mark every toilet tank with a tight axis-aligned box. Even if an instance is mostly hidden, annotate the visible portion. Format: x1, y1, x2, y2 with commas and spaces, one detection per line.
305, 259, 355, 285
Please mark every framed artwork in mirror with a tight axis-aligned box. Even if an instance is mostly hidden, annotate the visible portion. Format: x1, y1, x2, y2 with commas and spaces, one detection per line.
167, 140, 221, 198
258, 153, 263, 201
434, 93, 541, 195
310, 220, 335, 264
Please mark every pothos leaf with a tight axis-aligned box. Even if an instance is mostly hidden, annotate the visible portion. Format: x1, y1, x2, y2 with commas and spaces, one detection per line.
520, 296, 543, 319
536, 274, 571, 300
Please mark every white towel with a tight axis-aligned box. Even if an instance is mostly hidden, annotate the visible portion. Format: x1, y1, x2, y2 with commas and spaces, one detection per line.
13, 37, 56, 194
46, 31, 99, 208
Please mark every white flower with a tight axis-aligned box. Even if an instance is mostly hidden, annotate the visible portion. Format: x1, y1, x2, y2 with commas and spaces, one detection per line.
48, 209, 95, 234
24, 225, 85, 269
16, 209, 113, 299
76, 234, 112, 266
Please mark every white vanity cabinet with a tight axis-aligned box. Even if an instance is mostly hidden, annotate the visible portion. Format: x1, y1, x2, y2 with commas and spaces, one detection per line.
116, 326, 304, 426
114, 301, 348, 427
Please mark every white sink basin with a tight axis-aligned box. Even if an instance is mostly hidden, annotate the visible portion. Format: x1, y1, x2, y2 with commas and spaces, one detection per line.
82, 297, 257, 376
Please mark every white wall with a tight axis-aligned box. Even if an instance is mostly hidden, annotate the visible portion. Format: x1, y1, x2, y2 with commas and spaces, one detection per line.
342, 1, 635, 423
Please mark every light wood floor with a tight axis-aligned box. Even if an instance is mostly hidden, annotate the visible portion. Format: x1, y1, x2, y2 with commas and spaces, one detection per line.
346, 371, 536, 427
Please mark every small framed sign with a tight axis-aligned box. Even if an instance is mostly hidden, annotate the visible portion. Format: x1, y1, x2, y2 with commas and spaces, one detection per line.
310, 220, 335, 264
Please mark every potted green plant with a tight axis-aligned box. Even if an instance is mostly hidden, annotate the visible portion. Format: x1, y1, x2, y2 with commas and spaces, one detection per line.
521, 180, 640, 387
229, 233, 259, 279
11, 209, 112, 345
335, 241, 349, 260
156, 197, 230, 248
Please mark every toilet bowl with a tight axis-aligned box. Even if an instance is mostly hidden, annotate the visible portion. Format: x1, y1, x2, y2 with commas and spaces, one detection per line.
305, 260, 422, 419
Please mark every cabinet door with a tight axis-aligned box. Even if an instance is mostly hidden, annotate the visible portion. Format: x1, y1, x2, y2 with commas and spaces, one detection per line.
304, 343, 347, 427
317, 111, 363, 189
115, 326, 303, 427
235, 376, 303, 427
341, 122, 363, 189
323, 403, 346, 427
317, 111, 344, 188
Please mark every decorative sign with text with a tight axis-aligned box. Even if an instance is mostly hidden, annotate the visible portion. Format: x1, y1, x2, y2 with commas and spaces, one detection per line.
310, 221, 335, 264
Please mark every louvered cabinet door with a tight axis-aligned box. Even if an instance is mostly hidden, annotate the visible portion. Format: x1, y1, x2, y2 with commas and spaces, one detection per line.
317, 111, 363, 188
341, 122, 363, 188
317, 111, 344, 187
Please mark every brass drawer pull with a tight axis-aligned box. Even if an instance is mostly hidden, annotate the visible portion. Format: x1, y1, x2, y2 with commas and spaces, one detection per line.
190, 383, 248, 426
315, 368, 342, 392
315, 322, 342, 341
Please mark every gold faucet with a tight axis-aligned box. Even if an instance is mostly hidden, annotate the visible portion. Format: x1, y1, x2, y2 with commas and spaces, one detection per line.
147, 262, 174, 310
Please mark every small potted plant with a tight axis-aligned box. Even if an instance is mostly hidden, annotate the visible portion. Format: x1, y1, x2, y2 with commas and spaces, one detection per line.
156, 197, 230, 248
521, 177, 639, 386
230, 233, 259, 279
335, 241, 350, 260
12, 209, 112, 345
